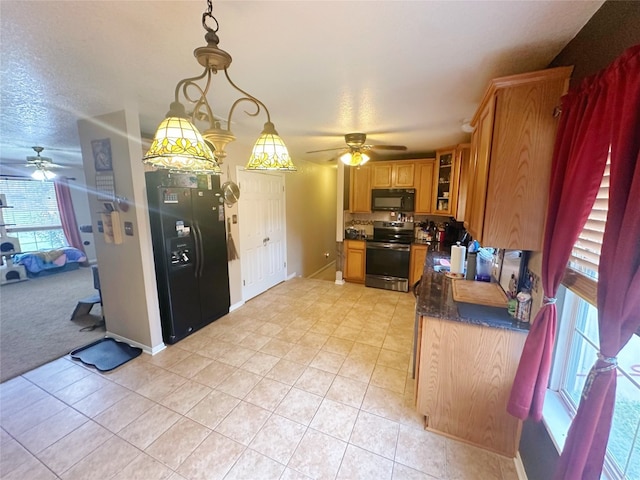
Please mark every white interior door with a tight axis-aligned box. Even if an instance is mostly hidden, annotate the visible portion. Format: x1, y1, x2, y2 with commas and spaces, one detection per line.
237, 169, 286, 301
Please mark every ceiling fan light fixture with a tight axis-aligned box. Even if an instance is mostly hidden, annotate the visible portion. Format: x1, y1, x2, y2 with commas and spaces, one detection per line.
143, 115, 221, 174
340, 150, 370, 167
31, 167, 56, 181
246, 122, 296, 171
145, 0, 294, 173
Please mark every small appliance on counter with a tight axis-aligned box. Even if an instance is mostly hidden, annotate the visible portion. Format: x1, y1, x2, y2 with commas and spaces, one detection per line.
345, 227, 360, 240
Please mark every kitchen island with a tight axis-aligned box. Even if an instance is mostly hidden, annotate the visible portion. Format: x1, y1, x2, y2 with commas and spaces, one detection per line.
413, 251, 528, 458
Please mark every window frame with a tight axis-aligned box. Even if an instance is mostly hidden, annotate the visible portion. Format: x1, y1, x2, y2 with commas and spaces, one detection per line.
0, 178, 67, 252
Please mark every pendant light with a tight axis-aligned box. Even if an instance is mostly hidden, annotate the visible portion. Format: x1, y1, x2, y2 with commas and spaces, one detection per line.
143, 0, 295, 173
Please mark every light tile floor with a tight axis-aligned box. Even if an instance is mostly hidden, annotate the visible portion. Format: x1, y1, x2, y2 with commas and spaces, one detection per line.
0, 278, 520, 480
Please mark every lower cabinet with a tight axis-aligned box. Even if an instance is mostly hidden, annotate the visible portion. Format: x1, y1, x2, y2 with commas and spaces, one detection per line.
344, 240, 366, 283
409, 244, 428, 286
415, 315, 526, 457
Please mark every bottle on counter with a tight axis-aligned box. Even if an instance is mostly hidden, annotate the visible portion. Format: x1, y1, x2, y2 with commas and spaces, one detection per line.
515, 292, 532, 323
428, 222, 437, 241
465, 251, 477, 280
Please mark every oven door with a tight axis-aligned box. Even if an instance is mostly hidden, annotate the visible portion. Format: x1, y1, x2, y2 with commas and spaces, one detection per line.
365, 241, 411, 292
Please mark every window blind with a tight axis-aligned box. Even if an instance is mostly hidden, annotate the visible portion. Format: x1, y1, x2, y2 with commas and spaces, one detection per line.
563, 159, 609, 307
0, 178, 62, 230
568, 160, 610, 281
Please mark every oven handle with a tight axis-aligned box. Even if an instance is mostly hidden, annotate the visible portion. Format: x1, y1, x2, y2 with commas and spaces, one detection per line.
366, 242, 410, 252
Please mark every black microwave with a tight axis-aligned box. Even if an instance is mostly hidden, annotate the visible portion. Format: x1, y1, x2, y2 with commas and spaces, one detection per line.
371, 189, 415, 212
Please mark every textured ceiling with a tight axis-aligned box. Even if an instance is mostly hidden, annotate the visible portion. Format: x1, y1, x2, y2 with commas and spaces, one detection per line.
0, 1, 603, 174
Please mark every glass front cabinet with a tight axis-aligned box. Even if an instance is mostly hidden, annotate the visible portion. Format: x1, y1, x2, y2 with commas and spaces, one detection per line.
433, 148, 457, 215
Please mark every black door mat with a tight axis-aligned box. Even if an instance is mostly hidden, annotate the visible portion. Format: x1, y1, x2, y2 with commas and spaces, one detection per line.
70, 337, 142, 372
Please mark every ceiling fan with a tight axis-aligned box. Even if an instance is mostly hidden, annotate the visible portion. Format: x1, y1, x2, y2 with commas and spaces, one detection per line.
306, 133, 407, 166
25, 146, 68, 180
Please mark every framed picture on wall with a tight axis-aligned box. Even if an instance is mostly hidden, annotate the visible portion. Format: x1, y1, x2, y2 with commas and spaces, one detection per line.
92, 138, 113, 171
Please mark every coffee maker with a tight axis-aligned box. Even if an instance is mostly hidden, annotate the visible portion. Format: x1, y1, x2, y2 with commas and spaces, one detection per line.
444, 219, 467, 247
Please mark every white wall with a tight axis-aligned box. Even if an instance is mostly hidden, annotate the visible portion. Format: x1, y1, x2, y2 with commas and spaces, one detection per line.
77, 109, 163, 352
65, 166, 97, 263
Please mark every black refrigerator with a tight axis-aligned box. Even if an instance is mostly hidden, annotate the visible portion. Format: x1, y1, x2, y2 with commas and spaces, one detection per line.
145, 171, 230, 344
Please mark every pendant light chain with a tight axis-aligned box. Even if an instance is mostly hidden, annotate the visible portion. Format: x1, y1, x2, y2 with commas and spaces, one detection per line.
202, 0, 219, 34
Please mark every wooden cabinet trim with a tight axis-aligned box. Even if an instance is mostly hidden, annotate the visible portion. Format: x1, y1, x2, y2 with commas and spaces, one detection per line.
471, 66, 574, 127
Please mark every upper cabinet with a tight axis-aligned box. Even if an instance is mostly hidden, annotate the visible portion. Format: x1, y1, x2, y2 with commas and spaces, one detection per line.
414, 159, 435, 215
453, 145, 471, 222
433, 148, 457, 216
371, 161, 416, 188
349, 165, 371, 213
465, 66, 573, 251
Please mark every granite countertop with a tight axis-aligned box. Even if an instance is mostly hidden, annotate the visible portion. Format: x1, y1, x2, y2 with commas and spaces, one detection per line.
415, 251, 529, 333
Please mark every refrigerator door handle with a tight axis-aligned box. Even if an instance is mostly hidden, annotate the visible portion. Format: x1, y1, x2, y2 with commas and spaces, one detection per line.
193, 222, 204, 278
192, 223, 200, 278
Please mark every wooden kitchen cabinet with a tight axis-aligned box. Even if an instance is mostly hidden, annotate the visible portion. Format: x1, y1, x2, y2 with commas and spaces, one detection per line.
414, 159, 435, 215
371, 161, 415, 189
409, 244, 428, 286
433, 148, 458, 216
465, 66, 573, 250
344, 240, 366, 282
453, 144, 471, 222
349, 165, 371, 213
415, 315, 526, 457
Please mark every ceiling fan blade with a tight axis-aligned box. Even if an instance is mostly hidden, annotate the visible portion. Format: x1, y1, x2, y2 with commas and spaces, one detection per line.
26, 161, 69, 169
306, 147, 347, 154
367, 145, 408, 151
27, 155, 54, 163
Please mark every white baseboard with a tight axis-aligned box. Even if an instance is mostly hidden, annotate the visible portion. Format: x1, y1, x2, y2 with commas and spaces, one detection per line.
515, 452, 528, 480
105, 331, 165, 356
230, 300, 244, 312
286, 272, 297, 280
309, 260, 336, 279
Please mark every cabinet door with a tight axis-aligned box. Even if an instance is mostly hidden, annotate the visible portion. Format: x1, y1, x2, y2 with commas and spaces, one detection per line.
465, 100, 495, 242
344, 240, 365, 282
350, 166, 371, 213
394, 163, 416, 188
409, 244, 428, 286
454, 145, 471, 222
433, 149, 456, 215
371, 163, 393, 188
416, 316, 526, 457
414, 160, 435, 214
483, 80, 566, 250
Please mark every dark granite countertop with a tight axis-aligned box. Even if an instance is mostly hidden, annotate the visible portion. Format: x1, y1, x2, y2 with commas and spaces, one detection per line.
415, 251, 529, 333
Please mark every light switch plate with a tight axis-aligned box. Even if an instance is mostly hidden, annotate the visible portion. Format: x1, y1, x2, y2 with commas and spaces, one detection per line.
124, 222, 134, 236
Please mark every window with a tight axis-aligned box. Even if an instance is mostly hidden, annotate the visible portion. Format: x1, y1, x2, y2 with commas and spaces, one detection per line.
553, 289, 640, 480
0, 178, 67, 251
547, 153, 639, 479
569, 158, 609, 281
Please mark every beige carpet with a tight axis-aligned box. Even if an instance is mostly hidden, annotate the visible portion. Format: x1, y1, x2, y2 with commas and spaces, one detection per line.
0, 266, 105, 383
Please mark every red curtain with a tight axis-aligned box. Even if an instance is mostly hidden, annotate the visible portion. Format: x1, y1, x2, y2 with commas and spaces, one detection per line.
555, 45, 640, 480
54, 177, 87, 258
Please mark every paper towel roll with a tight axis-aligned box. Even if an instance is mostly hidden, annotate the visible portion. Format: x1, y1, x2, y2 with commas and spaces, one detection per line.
450, 243, 466, 275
